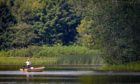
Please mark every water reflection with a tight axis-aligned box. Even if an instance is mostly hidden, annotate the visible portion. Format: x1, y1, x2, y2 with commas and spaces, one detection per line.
26, 73, 33, 81
0, 71, 140, 84
80, 75, 140, 84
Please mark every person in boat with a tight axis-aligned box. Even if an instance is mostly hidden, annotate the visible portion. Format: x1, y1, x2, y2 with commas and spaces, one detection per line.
25, 58, 32, 68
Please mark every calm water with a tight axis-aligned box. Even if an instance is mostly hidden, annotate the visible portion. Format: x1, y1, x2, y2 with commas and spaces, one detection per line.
0, 71, 140, 84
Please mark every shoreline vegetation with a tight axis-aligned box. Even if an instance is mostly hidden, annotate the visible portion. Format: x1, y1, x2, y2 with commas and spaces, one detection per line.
99, 62, 140, 72
0, 45, 140, 71
0, 45, 102, 70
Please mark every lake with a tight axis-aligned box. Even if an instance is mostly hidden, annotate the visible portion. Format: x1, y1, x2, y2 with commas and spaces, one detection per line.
0, 70, 140, 84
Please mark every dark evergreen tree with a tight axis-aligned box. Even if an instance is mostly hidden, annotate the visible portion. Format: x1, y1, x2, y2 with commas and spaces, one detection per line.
33, 0, 80, 45
0, 1, 16, 49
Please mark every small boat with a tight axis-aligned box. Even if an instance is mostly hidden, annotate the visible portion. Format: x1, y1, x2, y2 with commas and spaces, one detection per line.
20, 67, 45, 72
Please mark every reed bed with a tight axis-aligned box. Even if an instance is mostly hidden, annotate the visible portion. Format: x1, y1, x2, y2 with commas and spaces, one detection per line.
0, 45, 103, 66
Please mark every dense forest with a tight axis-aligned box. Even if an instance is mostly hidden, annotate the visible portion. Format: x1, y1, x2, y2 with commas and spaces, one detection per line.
0, 0, 140, 64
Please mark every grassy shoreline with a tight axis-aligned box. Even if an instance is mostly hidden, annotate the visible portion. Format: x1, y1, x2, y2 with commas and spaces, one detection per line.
99, 62, 140, 72
0, 56, 99, 70
0, 56, 140, 71
0, 45, 140, 71
0, 45, 103, 70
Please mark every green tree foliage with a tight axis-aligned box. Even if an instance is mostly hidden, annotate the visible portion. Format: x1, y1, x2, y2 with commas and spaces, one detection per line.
3, 0, 44, 48
1, 0, 140, 64
32, 0, 80, 45
101, 0, 140, 64
0, 0, 16, 49
76, 18, 94, 48
0, 0, 80, 48
11, 23, 38, 48
11, 0, 45, 23
70, 0, 140, 64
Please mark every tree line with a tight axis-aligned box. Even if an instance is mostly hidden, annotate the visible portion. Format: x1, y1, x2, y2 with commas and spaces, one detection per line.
0, 0, 140, 64
0, 0, 80, 48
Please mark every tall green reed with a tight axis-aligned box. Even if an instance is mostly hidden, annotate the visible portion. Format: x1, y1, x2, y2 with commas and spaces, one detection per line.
0, 45, 102, 65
